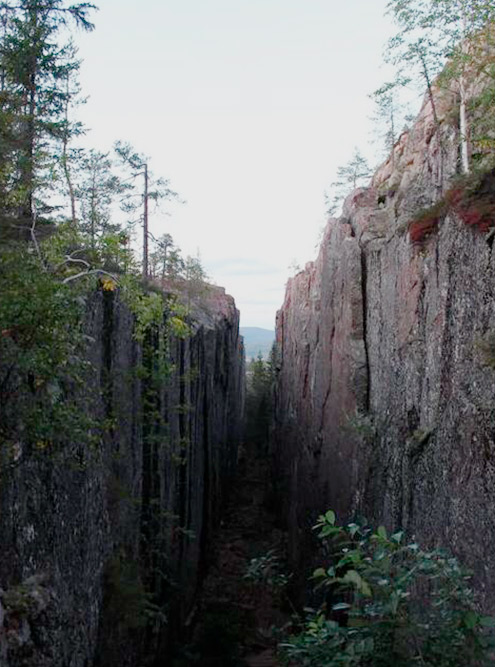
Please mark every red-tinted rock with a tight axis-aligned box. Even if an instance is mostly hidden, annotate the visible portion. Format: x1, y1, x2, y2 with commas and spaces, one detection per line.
274, 80, 495, 610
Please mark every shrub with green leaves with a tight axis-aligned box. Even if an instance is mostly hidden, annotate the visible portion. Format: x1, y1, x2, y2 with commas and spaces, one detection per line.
244, 549, 291, 589
0, 243, 94, 451
280, 510, 495, 666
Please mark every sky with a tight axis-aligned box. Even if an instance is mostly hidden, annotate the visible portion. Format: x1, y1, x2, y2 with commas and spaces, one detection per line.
74, 0, 398, 329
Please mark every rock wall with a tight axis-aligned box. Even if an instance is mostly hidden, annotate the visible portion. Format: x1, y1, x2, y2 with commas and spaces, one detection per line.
274, 84, 495, 608
0, 286, 244, 666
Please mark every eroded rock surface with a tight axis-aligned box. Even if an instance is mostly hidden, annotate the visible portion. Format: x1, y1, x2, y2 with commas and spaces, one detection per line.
274, 85, 495, 608
0, 287, 244, 666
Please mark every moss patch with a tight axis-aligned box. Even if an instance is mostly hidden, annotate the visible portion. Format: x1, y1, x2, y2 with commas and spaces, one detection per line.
408, 168, 495, 244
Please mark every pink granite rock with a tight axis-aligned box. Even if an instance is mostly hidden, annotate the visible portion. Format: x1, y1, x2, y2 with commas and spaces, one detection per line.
274, 76, 495, 610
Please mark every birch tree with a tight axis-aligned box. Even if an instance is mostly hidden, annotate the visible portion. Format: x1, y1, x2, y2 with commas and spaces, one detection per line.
371, 78, 412, 164
386, 0, 495, 175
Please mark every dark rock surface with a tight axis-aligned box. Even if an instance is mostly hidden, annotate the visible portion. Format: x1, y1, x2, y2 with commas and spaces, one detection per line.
273, 84, 495, 609
0, 286, 244, 666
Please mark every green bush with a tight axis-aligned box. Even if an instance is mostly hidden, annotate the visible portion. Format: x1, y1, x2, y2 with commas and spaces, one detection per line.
280, 511, 495, 666
0, 243, 93, 450
244, 549, 291, 589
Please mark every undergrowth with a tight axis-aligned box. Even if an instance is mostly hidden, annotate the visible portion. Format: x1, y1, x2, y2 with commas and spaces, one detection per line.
280, 511, 495, 666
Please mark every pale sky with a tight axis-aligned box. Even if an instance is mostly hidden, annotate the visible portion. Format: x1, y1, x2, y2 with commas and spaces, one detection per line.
75, 0, 397, 329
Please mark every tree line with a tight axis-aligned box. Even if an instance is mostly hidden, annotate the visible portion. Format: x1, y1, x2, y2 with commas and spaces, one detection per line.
0, 0, 204, 285
0, 1, 207, 452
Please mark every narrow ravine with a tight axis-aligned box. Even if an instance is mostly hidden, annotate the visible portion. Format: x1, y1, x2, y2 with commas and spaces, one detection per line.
173, 444, 289, 666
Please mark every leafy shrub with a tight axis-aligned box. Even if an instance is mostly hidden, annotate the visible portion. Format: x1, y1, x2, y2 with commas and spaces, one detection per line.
244, 549, 291, 589
280, 510, 495, 666
0, 243, 94, 450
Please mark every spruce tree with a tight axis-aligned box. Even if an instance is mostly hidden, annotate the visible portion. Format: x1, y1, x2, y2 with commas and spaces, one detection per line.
0, 0, 95, 229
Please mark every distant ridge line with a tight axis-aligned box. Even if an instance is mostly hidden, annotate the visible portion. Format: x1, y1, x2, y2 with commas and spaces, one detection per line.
240, 327, 275, 361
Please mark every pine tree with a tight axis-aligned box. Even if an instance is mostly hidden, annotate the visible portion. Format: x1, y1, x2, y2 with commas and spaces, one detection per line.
114, 140, 178, 279
0, 0, 95, 228
325, 149, 372, 217
149, 232, 176, 280
75, 149, 125, 245
245, 354, 272, 452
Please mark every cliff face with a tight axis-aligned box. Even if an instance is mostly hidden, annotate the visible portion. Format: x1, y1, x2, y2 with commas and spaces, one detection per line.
274, 86, 495, 606
0, 287, 244, 666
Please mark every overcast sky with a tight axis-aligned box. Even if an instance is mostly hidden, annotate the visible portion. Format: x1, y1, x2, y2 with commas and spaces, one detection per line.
75, 0, 399, 329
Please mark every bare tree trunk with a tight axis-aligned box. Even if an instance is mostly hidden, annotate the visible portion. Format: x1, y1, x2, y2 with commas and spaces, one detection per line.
420, 54, 445, 191
22, 54, 36, 224
0, 13, 7, 93
161, 247, 168, 281
62, 75, 77, 225
459, 9, 470, 174
90, 171, 97, 246
459, 76, 470, 174
390, 101, 396, 169
143, 163, 149, 280
19, 7, 38, 225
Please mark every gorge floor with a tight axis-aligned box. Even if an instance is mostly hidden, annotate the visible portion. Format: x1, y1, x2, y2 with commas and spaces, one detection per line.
173, 445, 289, 667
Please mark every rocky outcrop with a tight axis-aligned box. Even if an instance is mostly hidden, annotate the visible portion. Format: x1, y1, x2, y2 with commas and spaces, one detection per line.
274, 84, 495, 608
0, 286, 244, 666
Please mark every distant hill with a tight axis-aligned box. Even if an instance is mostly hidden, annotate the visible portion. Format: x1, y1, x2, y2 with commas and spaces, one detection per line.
240, 327, 275, 361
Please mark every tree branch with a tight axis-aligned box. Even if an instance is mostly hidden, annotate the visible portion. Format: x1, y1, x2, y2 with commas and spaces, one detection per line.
62, 268, 119, 284
30, 208, 47, 270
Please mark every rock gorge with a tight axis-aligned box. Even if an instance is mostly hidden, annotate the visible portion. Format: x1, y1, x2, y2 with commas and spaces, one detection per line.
3, 68, 495, 667
0, 287, 244, 666
273, 82, 495, 609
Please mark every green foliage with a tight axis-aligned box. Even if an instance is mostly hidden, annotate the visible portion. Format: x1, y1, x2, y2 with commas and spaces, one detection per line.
0, 0, 95, 223
345, 411, 376, 444
74, 149, 128, 241
150, 232, 182, 280
120, 281, 165, 343
244, 549, 291, 589
103, 550, 167, 630
42, 220, 136, 276
325, 149, 373, 217
0, 222, 192, 454
384, 0, 495, 175
1, 575, 49, 616
245, 353, 273, 450
0, 242, 95, 450
281, 511, 495, 666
